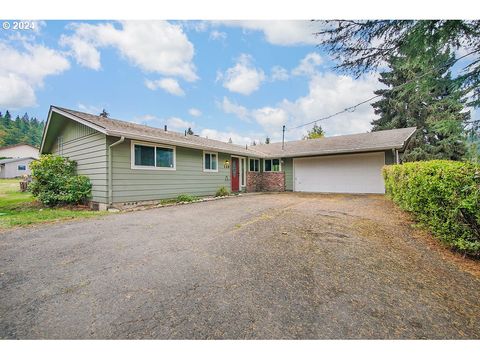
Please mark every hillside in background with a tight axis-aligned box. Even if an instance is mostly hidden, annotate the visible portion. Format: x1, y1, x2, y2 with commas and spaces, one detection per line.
0, 111, 44, 148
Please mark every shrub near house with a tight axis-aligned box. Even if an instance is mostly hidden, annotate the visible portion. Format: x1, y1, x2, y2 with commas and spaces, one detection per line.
29, 155, 92, 206
383, 160, 480, 256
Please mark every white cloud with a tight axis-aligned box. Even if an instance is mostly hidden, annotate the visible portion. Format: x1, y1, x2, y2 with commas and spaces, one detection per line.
252, 107, 289, 137
200, 128, 256, 145
270, 66, 289, 81
188, 108, 202, 117
78, 103, 103, 114
280, 73, 380, 137
221, 20, 318, 46
132, 114, 158, 124
209, 30, 227, 41
0, 74, 36, 108
182, 21, 209, 33
217, 96, 250, 121
132, 114, 194, 132
60, 35, 101, 70
61, 21, 197, 82
0, 41, 70, 108
218, 54, 265, 95
292, 52, 323, 76
145, 78, 185, 96
166, 117, 194, 131
215, 72, 381, 140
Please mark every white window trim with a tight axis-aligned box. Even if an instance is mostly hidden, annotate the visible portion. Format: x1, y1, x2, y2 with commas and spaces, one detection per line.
232, 156, 247, 187
238, 156, 246, 187
263, 158, 282, 172
130, 140, 176, 171
203, 151, 219, 172
248, 158, 260, 172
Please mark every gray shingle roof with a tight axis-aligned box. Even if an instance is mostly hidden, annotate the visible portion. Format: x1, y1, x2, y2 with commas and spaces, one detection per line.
50, 106, 416, 158
52, 106, 259, 157
0, 157, 36, 165
253, 127, 417, 158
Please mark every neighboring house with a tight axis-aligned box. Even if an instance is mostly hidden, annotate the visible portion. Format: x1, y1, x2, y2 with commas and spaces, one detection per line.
40, 106, 416, 210
0, 157, 36, 179
0, 144, 39, 159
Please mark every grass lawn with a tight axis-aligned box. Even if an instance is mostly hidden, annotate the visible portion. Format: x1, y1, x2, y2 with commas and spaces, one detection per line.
0, 179, 107, 229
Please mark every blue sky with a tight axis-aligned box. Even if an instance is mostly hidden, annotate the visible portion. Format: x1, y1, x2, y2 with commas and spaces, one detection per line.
0, 20, 475, 145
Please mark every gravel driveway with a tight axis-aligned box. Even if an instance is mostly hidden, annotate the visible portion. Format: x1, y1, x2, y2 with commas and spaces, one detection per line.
1, 193, 479, 339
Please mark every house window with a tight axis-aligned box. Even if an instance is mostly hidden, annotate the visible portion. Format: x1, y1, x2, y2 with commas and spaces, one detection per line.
264, 159, 281, 172
132, 142, 175, 170
249, 158, 259, 172
203, 152, 218, 172
156, 147, 174, 168
18, 165, 26, 171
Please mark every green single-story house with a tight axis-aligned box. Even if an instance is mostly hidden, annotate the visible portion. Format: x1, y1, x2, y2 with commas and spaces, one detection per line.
40, 106, 416, 210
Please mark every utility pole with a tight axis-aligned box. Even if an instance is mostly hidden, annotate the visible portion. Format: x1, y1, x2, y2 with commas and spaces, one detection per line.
282, 125, 286, 150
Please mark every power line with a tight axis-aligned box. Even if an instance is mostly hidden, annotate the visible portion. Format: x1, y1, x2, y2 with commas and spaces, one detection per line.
287, 49, 479, 132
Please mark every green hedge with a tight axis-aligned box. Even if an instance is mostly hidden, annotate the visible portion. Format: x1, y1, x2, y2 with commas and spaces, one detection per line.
383, 160, 480, 256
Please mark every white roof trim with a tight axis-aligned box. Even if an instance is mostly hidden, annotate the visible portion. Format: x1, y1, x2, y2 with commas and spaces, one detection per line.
39, 107, 52, 154
106, 130, 255, 157
51, 107, 107, 134
40, 107, 108, 154
42, 106, 417, 159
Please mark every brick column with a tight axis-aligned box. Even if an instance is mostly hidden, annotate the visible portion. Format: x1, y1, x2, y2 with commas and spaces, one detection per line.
246, 171, 285, 192
261, 172, 285, 192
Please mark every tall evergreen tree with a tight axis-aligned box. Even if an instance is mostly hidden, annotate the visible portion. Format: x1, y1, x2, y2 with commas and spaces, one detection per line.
465, 121, 480, 163
371, 45, 469, 161
315, 20, 480, 107
1, 111, 10, 128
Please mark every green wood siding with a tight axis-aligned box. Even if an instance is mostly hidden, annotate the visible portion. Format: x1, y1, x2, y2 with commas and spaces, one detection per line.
50, 119, 108, 203
283, 157, 293, 191
109, 138, 232, 203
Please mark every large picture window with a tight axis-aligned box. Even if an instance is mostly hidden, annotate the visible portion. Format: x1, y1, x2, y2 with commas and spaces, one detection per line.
203, 152, 218, 172
249, 158, 259, 172
264, 158, 281, 172
131, 142, 175, 170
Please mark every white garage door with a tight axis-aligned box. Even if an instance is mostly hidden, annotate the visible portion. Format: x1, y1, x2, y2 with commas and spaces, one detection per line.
294, 152, 386, 194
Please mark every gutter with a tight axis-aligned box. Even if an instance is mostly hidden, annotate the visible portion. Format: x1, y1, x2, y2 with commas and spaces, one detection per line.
106, 130, 259, 158
108, 136, 125, 206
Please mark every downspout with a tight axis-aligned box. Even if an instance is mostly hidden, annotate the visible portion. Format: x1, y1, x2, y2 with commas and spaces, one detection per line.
108, 136, 125, 207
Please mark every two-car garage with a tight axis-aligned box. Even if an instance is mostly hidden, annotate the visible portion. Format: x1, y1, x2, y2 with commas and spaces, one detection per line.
293, 152, 387, 194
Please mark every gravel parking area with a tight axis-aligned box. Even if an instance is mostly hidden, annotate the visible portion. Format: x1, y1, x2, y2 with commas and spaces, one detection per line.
1, 193, 479, 339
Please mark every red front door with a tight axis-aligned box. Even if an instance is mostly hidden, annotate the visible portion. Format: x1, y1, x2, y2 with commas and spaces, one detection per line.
231, 157, 239, 192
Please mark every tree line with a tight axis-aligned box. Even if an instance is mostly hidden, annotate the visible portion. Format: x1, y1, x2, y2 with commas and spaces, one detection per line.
0, 111, 44, 148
